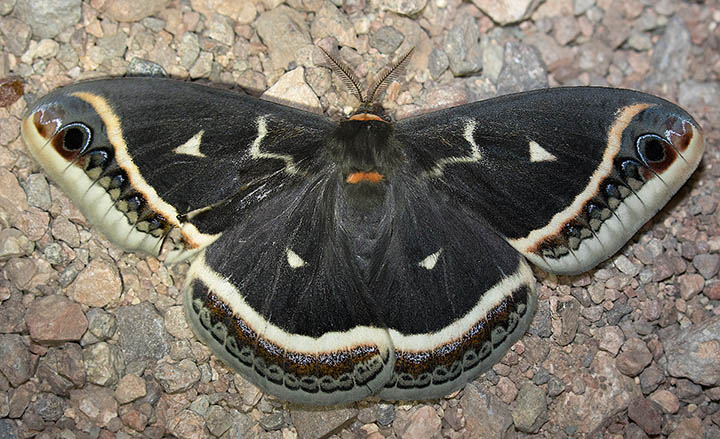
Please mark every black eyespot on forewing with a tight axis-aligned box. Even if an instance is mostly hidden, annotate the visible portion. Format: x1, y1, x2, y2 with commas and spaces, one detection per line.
636, 133, 676, 174
51, 122, 92, 161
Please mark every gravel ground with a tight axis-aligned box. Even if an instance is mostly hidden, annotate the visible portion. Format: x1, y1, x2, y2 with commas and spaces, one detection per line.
0, 0, 718, 438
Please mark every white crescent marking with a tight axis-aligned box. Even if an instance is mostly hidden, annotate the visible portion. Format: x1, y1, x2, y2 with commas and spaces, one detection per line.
286, 248, 306, 268
173, 130, 206, 158
249, 115, 298, 174
427, 120, 483, 177
528, 140, 557, 162
418, 248, 442, 270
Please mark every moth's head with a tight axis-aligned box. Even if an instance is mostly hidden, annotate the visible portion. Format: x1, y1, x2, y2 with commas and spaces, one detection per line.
349, 102, 391, 122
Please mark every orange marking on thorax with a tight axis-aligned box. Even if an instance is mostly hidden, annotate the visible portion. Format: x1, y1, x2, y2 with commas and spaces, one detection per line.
346, 171, 384, 184
349, 113, 385, 122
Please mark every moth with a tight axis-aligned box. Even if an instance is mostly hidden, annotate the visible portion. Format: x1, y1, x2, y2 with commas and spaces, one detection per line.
21, 49, 704, 406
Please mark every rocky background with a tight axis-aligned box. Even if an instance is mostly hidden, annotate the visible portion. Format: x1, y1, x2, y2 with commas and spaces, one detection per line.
0, 0, 718, 438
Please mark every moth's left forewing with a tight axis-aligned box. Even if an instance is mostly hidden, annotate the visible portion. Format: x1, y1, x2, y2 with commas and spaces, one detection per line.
21, 78, 336, 261
396, 87, 704, 275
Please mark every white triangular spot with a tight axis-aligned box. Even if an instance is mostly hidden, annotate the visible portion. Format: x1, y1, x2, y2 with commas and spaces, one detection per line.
173, 130, 206, 158
418, 248, 443, 270
286, 248, 306, 268
529, 140, 557, 162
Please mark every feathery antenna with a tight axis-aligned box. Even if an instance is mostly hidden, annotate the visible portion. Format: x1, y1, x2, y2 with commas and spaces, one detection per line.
318, 46, 365, 103
366, 48, 414, 105
319, 46, 415, 106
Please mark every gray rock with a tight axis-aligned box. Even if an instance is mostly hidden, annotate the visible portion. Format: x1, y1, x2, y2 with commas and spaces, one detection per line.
606, 297, 633, 325
600, 2, 629, 48
189, 394, 209, 415
555, 351, 640, 434
692, 253, 720, 280
310, 2, 357, 48
23, 174, 51, 210
204, 13, 235, 47
646, 17, 691, 88
42, 242, 63, 265
665, 316, 720, 386
87, 308, 117, 341
615, 254, 641, 276
101, 0, 171, 22
0, 229, 33, 261
380, 0, 428, 15
674, 378, 703, 403
115, 302, 171, 366
512, 383, 547, 433
0, 334, 31, 387
577, 40, 613, 75
480, 36, 504, 83
528, 299, 552, 338
224, 410, 255, 439
56, 43, 79, 70
678, 80, 720, 107
626, 32, 653, 51
29, 392, 64, 422
256, 6, 311, 71
206, 405, 233, 437
14, 0, 81, 39
91, 31, 128, 65
0, 18, 31, 56
154, 359, 200, 393
370, 26, 405, 54
8, 381, 34, 418
428, 48, 449, 80
639, 365, 665, 395
533, 367, 550, 385
259, 412, 284, 431
83, 341, 125, 387
69, 385, 118, 428
178, 33, 200, 70
574, 0, 595, 15
0, 0, 15, 15
376, 402, 395, 426
0, 392, 7, 418
444, 15, 483, 76
554, 15, 581, 46
291, 406, 357, 438
189, 51, 213, 79
472, 0, 542, 25
127, 58, 167, 77
35, 344, 86, 396
548, 375, 565, 397
0, 419, 18, 439
552, 297, 581, 346
460, 384, 513, 437
496, 41, 548, 94
140, 16, 166, 32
